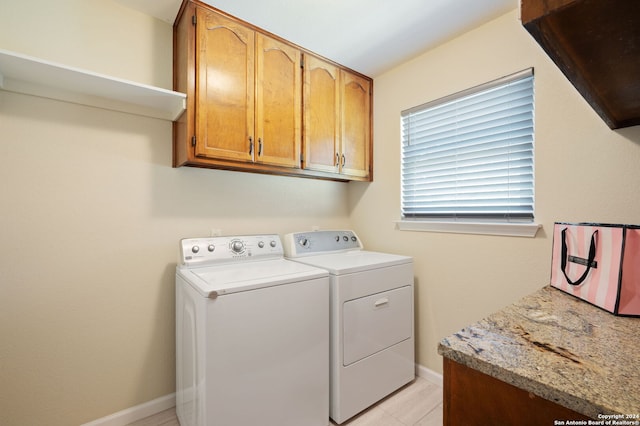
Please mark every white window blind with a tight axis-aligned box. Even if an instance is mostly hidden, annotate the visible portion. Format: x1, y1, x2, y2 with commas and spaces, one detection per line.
401, 69, 534, 221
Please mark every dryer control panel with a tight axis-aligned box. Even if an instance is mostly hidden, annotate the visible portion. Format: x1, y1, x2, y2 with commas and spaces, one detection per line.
180, 234, 282, 266
283, 230, 363, 257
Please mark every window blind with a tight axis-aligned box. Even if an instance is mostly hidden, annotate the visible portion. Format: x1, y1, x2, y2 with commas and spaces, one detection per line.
401, 69, 534, 221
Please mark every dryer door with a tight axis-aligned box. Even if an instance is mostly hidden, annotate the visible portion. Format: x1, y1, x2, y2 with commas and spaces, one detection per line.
343, 285, 413, 366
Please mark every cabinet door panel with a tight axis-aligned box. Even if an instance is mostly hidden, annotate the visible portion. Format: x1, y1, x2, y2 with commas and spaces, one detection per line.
255, 34, 301, 168
341, 71, 371, 179
303, 56, 340, 173
196, 8, 255, 162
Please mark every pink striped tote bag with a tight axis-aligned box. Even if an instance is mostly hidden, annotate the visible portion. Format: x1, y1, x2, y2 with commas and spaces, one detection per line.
550, 222, 640, 316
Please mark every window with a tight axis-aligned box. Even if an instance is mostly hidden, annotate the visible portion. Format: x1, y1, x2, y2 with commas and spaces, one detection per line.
399, 69, 536, 236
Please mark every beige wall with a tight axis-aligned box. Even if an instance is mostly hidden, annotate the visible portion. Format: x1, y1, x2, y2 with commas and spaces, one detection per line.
0, 1, 349, 425
3, 1, 640, 425
350, 9, 640, 375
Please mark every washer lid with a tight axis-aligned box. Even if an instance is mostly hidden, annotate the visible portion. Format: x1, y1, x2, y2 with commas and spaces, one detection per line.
177, 258, 328, 298
287, 250, 412, 275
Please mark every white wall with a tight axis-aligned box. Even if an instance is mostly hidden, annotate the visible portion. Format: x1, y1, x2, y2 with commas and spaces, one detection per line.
349, 9, 640, 375
0, 1, 349, 425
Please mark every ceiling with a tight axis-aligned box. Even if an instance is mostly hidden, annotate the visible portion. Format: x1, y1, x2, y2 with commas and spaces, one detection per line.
115, 0, 516, 77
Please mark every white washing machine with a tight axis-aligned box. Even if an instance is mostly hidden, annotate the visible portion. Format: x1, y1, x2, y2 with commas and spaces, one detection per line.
283, 230, 414, 424
176, 234, 330, 426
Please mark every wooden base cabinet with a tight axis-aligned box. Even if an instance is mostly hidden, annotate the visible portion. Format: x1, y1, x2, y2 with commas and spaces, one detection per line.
443, 358, 590, 426
173, 0, 372, 181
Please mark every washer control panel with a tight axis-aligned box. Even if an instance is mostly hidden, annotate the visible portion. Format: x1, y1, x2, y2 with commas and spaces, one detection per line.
283, 230, 363, 257
181, 234, 282, 266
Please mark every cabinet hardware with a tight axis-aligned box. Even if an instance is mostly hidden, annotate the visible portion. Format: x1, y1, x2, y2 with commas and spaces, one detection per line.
335, 152, 340, 167
249, 136, 254, 156
192, 15, 196, 25
258, 138, 263, 157
191, 136, 196, 147
341, 154, 346, 167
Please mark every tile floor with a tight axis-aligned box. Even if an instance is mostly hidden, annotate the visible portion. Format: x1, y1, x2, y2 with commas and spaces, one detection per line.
127, 376, 443, 426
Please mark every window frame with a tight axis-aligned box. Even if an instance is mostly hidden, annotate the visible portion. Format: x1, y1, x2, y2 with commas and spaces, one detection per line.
396, 68, 540, 238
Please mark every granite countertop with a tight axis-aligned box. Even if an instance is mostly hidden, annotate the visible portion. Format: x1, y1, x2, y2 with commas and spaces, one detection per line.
438, 286, 640, 419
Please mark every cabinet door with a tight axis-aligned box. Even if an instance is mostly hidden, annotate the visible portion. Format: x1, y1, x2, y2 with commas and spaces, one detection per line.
302, 55, 340, 174
195, 8, 255, 163
255, 34, 302, 168
340, 71, 371, 179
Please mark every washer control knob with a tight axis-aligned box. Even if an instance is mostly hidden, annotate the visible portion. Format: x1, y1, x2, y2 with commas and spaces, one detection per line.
191, 245, 200, 254
231, 240, 244, 253
351, 236, 357, 242
343, 235, 349, 242
298, 238, 309, 248
270, 240, 277, 248
335, 235, 340, 242
258, 241, 265, 248
207, 244, 215, 252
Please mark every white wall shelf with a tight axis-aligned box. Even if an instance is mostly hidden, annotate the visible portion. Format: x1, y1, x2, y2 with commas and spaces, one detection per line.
0, 49, 186, 121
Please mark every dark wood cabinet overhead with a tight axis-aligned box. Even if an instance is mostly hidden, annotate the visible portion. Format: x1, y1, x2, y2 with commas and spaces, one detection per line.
521, 0, 640, 129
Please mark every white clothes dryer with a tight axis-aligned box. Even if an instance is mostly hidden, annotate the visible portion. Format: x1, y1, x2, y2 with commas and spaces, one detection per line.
283, 230, 415, 424
176, 234, 330, 426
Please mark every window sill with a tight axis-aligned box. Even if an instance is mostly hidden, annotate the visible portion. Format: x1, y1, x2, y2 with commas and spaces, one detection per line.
395, 220, 542, 238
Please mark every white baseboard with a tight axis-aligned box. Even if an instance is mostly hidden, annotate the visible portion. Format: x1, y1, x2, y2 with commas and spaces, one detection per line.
81, 365, 441, 425
80, 393, 176, 426
415, 363, 443, 387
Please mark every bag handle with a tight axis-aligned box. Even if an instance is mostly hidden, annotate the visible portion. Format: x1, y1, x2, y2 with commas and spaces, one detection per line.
561, 228, 598, 286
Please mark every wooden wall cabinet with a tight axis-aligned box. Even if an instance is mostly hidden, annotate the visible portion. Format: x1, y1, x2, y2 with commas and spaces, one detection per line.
302, 55, 340, 175
521, 0, 640, 129
175, 4, 301, 170
195, 8, 255, 165
303, 55, 372, 181
173, 0, 372, 181
340, 71, 371, 180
